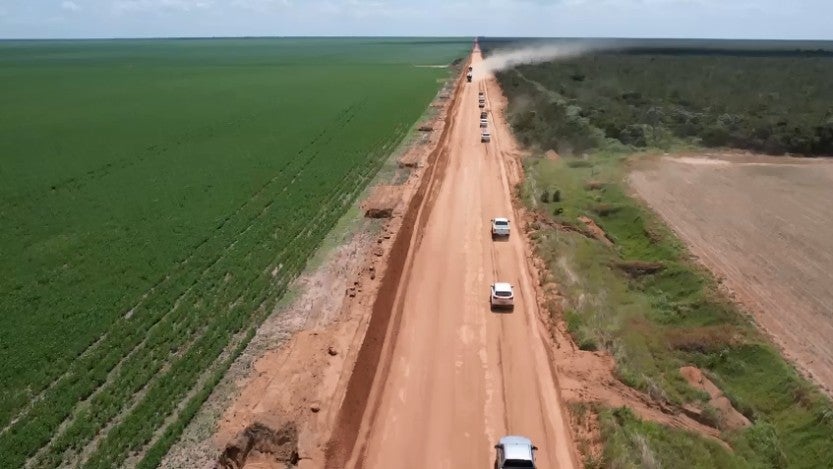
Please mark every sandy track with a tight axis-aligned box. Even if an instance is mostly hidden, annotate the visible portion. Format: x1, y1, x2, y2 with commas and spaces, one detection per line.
327, 49, 577, 469
630, 154, 833, 396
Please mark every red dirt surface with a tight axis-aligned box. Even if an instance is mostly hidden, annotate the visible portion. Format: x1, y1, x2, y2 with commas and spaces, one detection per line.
326, 47, 579, 469
578, 215, 613, 247
362, 185, 402, 218
679, 366, 750, 431
630, 153, 833, 397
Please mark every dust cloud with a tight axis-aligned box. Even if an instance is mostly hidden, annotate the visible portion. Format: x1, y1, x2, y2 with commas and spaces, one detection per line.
477, 41, 609, 76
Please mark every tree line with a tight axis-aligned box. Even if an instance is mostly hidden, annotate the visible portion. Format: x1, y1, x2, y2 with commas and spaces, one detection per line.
492, 49, 833, 156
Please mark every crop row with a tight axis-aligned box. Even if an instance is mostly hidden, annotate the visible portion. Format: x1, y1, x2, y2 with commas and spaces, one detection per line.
2, 111, 411, 468
2, 40, 459, 468
2, 106, 352, 461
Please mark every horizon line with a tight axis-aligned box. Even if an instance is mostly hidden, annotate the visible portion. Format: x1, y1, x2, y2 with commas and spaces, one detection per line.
2, 35, 833, 42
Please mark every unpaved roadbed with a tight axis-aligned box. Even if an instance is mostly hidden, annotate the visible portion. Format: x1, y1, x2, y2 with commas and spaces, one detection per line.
328, 48, 578, 469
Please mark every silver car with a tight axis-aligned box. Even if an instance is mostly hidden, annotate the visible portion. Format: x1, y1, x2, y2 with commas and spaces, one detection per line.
494, 435, 538, 469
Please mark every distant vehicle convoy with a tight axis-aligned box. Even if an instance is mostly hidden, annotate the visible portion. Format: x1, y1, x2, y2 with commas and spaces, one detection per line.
467, 66, 473, 82
475, 87, 533, 455
495, 436, 538, 468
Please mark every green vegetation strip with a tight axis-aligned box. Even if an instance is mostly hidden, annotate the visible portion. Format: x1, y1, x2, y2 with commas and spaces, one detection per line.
520, 150, 833, 468
490, 48, 833, 467
0, 38, 469, 467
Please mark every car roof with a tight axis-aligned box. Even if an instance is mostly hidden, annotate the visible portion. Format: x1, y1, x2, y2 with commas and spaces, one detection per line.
493, 282, 512, 292
499, 435, 534, 460
493, 217, 509, 223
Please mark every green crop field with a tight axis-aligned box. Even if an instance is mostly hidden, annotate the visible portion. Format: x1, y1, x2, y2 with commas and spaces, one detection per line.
0, 37, 468, 468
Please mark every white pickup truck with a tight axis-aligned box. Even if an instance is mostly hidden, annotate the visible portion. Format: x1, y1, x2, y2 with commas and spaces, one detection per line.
491, 217, 510, 238
481, 130, 491, 142
480, 118, 488, 128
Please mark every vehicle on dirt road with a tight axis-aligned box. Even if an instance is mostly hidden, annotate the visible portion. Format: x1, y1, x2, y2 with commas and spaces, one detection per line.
480, 118, 488, 128
491, 217, 510, 238
480, 111, 488, 119
494, 435, 538, 468
467, 72, 472, 82
481, 130, 491, 142
490, 282, 514, 310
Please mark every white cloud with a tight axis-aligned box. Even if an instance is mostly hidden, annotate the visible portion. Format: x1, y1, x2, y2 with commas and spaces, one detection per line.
231, 0, 291, 12
61, 1, 81, 11
112, 0, 213, 14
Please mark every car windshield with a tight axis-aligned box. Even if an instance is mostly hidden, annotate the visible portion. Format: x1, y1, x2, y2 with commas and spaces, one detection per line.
504, 460, 534, 468
495, 220, 508, 226
495, 290, 512, 297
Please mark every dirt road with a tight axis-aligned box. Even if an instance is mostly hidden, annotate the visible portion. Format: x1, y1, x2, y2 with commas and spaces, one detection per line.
329, 49, 577, 469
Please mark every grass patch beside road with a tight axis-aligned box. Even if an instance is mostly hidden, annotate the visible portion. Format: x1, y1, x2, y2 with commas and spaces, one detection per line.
522, 152, 833, 467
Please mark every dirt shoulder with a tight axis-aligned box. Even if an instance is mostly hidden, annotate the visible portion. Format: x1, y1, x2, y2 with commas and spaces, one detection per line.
159, 72, 460, 469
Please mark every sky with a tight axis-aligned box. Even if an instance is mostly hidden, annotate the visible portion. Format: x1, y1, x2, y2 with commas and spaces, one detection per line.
0, 0, 831, 40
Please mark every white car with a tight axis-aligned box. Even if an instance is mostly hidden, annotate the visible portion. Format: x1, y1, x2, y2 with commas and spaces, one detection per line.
478, 101, 485, 109
480, 118, 488, 128
491, 217, 510, 238
495, 435, 538, 469
481, 130, 491, 142
490, 282, 514, 310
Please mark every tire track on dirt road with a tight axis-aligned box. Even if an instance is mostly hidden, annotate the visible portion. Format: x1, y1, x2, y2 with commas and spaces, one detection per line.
326, 48, 578, 469
323, 57, 470, 469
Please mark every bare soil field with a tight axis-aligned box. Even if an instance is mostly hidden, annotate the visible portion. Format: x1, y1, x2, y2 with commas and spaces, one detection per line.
630, 153, 833, 396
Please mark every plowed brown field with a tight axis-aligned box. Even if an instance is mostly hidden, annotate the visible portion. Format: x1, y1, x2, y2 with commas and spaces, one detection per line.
630, 154, 833, 395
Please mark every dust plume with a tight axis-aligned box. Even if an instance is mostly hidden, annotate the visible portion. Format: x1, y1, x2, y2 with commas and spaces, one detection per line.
478, 41, 609, 75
